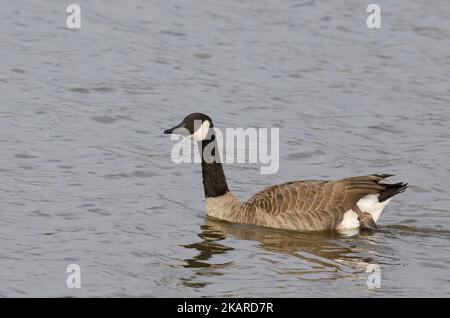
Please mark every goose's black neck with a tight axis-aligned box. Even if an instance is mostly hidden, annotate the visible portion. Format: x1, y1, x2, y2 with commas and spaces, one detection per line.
200, 134, 229, 198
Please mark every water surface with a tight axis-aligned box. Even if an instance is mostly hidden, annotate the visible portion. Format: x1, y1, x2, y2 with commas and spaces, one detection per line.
0, 0, 449, 297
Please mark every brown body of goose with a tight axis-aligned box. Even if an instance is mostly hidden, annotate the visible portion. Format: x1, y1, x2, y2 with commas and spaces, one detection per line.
205, 175, 407, 231
164, 113, 408, 232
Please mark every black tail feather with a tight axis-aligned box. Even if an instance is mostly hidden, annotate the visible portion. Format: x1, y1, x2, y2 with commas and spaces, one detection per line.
378, 182, 408, 202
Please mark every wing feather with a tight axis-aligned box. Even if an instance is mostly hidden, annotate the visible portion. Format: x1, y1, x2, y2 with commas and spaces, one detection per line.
245, 174, 394, 231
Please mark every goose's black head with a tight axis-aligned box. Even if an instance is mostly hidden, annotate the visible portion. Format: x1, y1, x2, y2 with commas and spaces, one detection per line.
164, 113, 213, 141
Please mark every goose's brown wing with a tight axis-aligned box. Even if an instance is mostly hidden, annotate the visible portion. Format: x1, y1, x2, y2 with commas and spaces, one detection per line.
246, 175, 393, 231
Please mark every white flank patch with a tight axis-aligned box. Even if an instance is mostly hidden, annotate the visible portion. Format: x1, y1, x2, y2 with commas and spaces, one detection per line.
190, 120, 210, 141
356, 194, 392, 222
337, 209, 360, 230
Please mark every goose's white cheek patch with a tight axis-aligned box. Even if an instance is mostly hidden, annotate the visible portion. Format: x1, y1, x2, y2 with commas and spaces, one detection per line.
190, 120, 211, 141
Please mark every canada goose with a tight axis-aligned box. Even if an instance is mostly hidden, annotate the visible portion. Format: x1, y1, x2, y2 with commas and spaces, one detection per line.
164, 113, 408, 232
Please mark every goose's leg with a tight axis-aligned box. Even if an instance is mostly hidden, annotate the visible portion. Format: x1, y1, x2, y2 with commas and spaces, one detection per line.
354, 205, 378, 231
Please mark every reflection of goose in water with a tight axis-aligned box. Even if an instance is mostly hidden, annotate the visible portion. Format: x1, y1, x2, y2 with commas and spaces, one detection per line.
165, 113, 407, 232
182, 217, 381, 274
180, 219, 448, 291
182, 219, 449, 270
182, 221, 233, 270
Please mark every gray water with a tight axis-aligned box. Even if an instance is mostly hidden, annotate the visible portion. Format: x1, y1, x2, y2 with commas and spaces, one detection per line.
1, 0, 450, 297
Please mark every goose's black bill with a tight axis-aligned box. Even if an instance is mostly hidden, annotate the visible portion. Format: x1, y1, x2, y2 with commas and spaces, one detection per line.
164, 122, 184, 134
